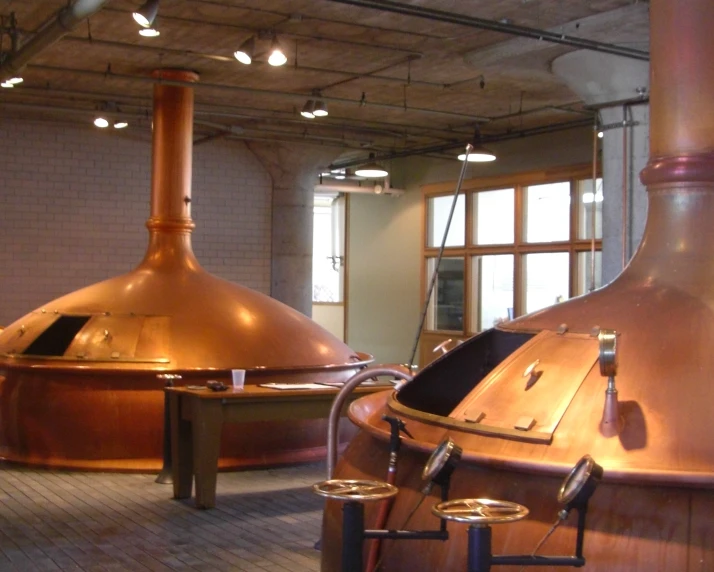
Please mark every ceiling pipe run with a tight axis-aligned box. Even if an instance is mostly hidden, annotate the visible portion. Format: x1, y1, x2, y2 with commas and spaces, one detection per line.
28, 64, 492, 123
326, 0, 649, 61
0, 0, 109, 81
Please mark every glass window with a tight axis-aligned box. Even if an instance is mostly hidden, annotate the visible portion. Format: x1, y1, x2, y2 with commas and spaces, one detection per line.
312, 196, 344, 302
523, 252, 570, 313
427, 194, 465, 247
524, 182, 570, 243
473, 188, 514, 245
577, 178, 603, 240
425, 257, 464, 331
470, 254, 514, 331
576, 251, 603, 295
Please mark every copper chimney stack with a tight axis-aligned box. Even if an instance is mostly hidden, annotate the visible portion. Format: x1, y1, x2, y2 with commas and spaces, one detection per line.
322, 0, 714, 570
0, 69, 370, 471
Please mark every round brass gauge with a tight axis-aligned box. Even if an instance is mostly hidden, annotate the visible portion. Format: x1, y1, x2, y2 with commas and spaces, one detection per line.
557, 454, 604, 507
598, 329, 618, 377
422, 438, 463, 482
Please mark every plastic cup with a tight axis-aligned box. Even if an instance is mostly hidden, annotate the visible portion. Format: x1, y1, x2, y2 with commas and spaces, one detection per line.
231, 369, 246, 390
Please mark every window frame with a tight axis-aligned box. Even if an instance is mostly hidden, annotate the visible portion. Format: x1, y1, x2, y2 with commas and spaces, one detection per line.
421, 164, 602, 336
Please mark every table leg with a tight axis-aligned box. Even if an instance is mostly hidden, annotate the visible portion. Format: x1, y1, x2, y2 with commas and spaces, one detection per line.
193, 399, 223, 509
170, 392, 194, 500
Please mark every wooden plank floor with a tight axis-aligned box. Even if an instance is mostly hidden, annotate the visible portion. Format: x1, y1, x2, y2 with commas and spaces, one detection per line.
0, 462, 325, 571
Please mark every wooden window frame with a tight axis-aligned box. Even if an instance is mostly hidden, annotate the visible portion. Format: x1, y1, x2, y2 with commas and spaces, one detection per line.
421, 164, 602, 337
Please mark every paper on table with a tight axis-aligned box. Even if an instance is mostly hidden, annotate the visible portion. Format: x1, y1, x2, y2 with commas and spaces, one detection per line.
259, 383, 328, 390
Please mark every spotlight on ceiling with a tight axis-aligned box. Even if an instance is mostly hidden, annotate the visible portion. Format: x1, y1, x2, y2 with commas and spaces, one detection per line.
268, 36, 287, 66
132, 0, 160, 28
7, 77, 23, 85
234, 36, 255, 65
1, 81, 14, 88
355, 153, 388, 178
113, 120, 129, 129
94, 117, 110, 128
139, 27, 160, 37
458, 128, 496, 162
313, 99, 328, 117
301, 100, 315, 119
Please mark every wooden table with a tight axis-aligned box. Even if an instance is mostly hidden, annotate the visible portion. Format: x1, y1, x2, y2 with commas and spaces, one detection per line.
167, 384, 389, 509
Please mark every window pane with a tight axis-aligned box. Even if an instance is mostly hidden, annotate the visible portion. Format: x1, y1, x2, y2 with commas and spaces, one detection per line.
425, 257, 464, 331
473, 188, 514, 245
576, 251, 603, 295
312, 200, 343, 302
577, 178, 603, 239
523, 252, 569, 313
524, 182, 570, 243
470, 254, 514, 332
427, 194, 465, 247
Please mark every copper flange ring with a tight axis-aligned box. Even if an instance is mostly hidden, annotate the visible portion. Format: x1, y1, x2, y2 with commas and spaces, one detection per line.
432, 498, 529, 524
313, 479, 399, 501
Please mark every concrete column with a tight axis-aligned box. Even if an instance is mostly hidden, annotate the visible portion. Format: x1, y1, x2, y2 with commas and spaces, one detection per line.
247, 142, 340, 316
600, 105, 649, 283
552, 50, 649, 284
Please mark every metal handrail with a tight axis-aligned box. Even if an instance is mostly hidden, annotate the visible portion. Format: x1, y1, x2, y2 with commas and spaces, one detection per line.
326, 366, 413, 478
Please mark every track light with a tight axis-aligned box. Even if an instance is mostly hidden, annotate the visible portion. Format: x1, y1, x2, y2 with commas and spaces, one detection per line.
133, 0, 159, 28
94, 117, 109, 128
234, 36, 255, 65
268, 36, 287, 66
458, 128, 496, 162
139, 27, 160, 37
355, 153, 388, 178
301, 100, 315, 119
313, 100, 328, 117
1, 76, 22, 88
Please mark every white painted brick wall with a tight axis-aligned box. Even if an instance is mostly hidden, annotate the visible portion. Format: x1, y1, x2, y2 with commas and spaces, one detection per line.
0, 118, 272, 327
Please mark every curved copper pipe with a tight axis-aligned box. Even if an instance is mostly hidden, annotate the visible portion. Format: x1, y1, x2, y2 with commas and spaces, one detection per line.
326, 366, 413, 479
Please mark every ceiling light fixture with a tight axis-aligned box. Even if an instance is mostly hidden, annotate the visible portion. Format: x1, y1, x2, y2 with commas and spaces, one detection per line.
139, 27, 160, 37
458, 127, 496, 162
355, 153, 388, 178
267, 36, 287, 66
234, 36, 255, 65
132, 0, 160, 28
94, 117, 109, 128
113, 120, 129, 129
301, 100, 315, 119
1, 81, 14, 88
313, 99, 328, 117
7, 77, 23, 85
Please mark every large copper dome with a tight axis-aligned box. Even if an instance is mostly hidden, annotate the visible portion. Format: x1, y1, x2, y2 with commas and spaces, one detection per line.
0, 69, 370, 471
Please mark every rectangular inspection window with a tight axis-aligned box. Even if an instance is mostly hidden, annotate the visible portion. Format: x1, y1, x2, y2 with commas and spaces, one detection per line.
577, 178, 603, 240
523, 252, 570, 313
23, 315, 91, 356
427, 194, 465, 247
470, 254, 514, 331
524, 182, 570, 243
472, 188, 514, 245
425, 257, 464, 331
